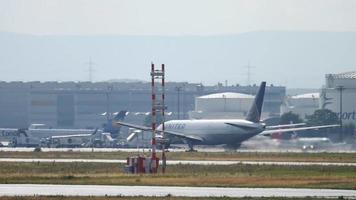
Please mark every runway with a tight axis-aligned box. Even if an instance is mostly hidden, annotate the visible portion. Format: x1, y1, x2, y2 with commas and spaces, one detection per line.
1, 146, 356, 153
1, 158, 356, 166
0, 184, 355, 198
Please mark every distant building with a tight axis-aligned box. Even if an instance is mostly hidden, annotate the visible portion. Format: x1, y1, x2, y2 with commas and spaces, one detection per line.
0, 81, 285, 129
189, 85, 285, 120
321, 71, 356, 125
189, 92, 254, 119
280, 93, 320, 119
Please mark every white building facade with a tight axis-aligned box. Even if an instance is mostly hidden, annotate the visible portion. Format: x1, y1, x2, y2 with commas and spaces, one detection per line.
188, 92, 269, 119
321, 71, 356, 125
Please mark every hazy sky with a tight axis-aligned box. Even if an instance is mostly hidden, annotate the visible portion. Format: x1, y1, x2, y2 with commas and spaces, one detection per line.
0, 0, 356, 88
1, 0, 356, 35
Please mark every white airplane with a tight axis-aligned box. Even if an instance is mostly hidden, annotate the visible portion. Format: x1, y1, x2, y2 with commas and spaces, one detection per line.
44, 128, 117, 148
0, 125, 102, 147
0, 111, 128, 147
118, 82, 339, 151
41, 111, 129, 147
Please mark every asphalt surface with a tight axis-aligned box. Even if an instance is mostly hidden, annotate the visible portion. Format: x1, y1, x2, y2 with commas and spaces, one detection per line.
1, 158, 356, 166
1, 147, 356, 153
0, 184, 355, 197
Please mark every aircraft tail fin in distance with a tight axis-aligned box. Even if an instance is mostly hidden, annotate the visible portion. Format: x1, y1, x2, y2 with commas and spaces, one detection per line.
91, 128, 99, 136
245, 81, 266, 123
109, 110, 128, 139
17, 128, 28, 137
113, 110, 128, 121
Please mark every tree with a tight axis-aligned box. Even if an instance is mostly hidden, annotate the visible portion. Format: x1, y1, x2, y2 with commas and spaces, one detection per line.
343, 123, 355, 142
280, 112, 303, 124
305, 109, 339, 126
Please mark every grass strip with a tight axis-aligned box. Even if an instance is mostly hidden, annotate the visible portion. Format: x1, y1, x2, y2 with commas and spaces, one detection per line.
0, 162, 355, 189
0, 151, 355, 163
0, 197, 348, 200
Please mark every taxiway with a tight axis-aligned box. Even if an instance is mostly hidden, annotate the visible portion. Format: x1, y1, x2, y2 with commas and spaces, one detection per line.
0, 184, 355, 198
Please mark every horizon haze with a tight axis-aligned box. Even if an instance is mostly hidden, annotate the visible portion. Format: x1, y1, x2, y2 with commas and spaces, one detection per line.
0, 0, 355, 88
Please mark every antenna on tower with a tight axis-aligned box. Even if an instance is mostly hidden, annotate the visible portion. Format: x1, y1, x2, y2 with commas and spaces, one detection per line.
244, 61, 255, 86
85, 57, 96, 82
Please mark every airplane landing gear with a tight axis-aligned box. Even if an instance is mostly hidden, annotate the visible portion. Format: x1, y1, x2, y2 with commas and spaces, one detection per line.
185, 141, 197, 152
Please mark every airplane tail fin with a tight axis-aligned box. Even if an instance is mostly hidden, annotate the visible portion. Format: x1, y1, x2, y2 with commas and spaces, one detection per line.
91, 128, 99, 136
245, 82, 266, 123
17, 128, 28, 137
105, 110, 128, 139
113, 110, 128, 121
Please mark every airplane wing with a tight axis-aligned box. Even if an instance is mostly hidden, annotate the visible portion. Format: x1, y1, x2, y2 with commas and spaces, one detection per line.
225, 122, 307, 130
48, 128, 99, 139
50, 134, 92, 139
261, 124, 339, 136
117, 121, 204, 142
266, 123, 306, 129
116, 121, 152, 131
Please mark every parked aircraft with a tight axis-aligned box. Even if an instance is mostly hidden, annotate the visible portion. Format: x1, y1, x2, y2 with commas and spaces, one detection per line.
118, 82, 338, 151
42, 111, 128, 147
0, 111, 128, 147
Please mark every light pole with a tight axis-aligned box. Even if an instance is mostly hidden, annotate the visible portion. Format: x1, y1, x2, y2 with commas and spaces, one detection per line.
336, 85, 344, 141
105, 85, 113, 121
222, 94, 226, 112
175, 86, 182, 119
182, 84, 186, 119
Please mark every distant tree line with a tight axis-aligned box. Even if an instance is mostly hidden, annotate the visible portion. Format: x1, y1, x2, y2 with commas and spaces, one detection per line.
280, 109, 355, 142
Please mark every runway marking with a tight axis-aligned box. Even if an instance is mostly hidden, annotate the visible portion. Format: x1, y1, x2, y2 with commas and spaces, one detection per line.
1, 158, 356, 166
0, 184, 355, 197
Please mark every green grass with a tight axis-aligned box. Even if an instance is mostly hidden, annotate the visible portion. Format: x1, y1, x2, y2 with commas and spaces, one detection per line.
0, 151, 356, 163
0, 162, 356, 189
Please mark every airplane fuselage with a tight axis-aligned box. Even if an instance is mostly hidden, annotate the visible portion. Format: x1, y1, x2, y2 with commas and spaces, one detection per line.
157, 119, 265, 146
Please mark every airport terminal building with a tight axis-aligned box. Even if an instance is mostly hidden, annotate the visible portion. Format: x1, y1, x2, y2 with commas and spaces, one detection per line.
279, 71, 356, 125
0, 81, 285, 129
321, 71, 356, 125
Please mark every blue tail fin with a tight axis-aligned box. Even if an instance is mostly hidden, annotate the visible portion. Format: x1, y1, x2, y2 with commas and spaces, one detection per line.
245, 82, 266, 123
113, 110, 128, 121
104, 110, 128, 139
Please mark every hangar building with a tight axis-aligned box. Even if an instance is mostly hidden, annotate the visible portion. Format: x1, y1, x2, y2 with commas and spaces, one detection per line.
0, 81, 285, 129
321, 71, 356, 125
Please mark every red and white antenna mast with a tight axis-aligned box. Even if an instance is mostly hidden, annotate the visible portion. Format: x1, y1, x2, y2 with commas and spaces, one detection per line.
150, 63, 166, 173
